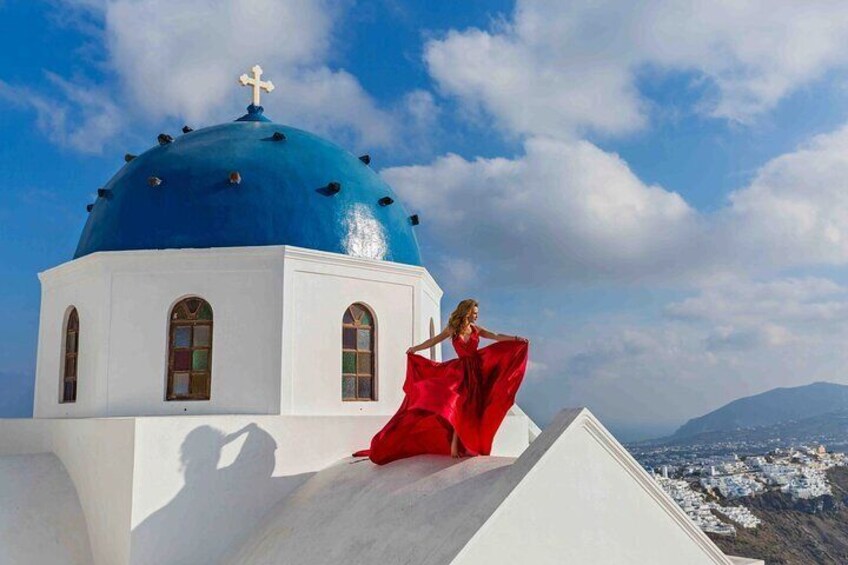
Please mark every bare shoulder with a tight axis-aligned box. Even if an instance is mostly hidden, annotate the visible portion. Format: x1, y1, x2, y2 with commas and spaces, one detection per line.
475, 325, 498, 339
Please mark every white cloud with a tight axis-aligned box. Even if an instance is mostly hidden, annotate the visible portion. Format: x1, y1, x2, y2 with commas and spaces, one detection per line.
100, 0, 396, 147
389, 115, 848, 426
407, 2, 848, 288
425, 25, 645, 139
402, 89, 440, 128
704, 324, 792, 352
425, 0, 848, 138
525, 360, 548, 381
384, 136, 698, 284
666, 277, 848, 327
518, 275, 848, 431
0, 73, 122, 154
566, 329, 663, 378
438, 257, 479, 290
719, 124, 848, 268
386, 115, 848, 286
27, 0, 398, 150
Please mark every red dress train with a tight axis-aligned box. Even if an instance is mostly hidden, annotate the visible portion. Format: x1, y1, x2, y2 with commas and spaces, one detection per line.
354, 325, 529, 465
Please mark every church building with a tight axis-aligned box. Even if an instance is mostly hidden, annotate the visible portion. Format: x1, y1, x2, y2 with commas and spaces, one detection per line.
0, 66, 762, 565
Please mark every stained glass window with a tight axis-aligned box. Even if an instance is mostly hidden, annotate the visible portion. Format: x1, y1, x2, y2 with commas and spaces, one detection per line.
61, 307, 79, 403
167, 297, 213, 401
342, 303, 375, 401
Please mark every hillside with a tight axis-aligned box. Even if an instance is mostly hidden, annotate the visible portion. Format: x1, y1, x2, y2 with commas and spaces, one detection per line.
674, 382, 848, 439
709, 466, 848, 564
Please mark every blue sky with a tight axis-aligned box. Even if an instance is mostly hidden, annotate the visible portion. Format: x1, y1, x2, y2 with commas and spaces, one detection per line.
5, 1, 848, 439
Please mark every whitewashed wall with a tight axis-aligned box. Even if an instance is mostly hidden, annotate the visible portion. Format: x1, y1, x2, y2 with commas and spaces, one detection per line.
128, 414, 392, 564
0, 418, 135, 565
421, 282, 442, 362
0, 413, 530, 565
281, 247, 442, 415
34, 265, 111, 418
0, 453, 93, 565
35, 248, 285, 418
35, 245, 442, 419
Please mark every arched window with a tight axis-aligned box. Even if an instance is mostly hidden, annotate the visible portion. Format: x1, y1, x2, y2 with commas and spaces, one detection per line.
342, 303, 375, 401
61, 307, 79, 403
167, 297, 213, 401
429, 317, 436, 361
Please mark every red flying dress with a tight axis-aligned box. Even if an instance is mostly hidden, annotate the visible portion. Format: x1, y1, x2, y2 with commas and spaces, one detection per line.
354, 325, 529, 465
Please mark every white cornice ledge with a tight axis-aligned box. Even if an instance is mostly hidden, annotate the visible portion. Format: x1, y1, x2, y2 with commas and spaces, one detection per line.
39, 245, 442, 296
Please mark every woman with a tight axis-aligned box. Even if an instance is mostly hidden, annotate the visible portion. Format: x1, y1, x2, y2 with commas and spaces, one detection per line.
354, 299, 529, 465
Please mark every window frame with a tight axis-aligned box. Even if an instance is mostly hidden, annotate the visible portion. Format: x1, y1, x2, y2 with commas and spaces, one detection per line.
166, 297, 213, 401
60, 307, 79, 404
342, 303, 377, 401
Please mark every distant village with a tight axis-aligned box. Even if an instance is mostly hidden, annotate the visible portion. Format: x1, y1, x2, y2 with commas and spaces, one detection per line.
648, 444, 847, 536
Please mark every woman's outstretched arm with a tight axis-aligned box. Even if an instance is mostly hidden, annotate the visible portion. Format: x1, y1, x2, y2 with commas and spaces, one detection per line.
476, 325, 529, 343
407, 326, 452, 354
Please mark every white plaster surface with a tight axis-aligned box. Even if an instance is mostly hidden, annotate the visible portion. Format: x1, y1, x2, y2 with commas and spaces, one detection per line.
128, 414, 387, 564
34, 245, 442, 419
0, 453, 93, 565
129, 412, 527, 564
226, 455, 517, 565
225, 408, 756, 565
0, 412, 530, 565
453, 409, 741, 565
0, 418, 135, 565
282, 247, 441, 416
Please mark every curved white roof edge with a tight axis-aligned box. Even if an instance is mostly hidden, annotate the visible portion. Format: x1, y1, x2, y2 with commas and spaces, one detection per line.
227, 407, 762, 565
0, 453, 93, 564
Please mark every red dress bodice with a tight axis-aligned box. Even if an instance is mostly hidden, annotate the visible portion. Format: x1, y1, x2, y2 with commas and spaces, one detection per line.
452, 325, 480, 358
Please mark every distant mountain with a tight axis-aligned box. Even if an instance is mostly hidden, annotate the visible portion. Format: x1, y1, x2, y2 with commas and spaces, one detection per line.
673, 382, 848, 439
657, 409, 848, 449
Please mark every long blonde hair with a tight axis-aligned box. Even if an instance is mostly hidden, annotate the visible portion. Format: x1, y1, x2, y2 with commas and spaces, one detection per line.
448, 299, 478, 336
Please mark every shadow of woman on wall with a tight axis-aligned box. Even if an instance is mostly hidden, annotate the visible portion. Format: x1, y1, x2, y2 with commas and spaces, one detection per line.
132, 423, 314, 564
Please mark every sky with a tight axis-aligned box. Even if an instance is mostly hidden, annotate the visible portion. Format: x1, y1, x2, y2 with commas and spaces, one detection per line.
4, 1, 848, 440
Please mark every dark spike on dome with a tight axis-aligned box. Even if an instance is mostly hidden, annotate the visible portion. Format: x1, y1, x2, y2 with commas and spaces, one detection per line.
73, 121, 422, 265
229, 171, 242, 185
124, 153, 136, 163
409, 214, 420, 226
272, 131, 286, 141
358, 154, 371, 165
86, 203, 94, 213
157, 133, 174, 145
97, 188, 112, 199
378, 196, 394, 207
181, 125, 193, 134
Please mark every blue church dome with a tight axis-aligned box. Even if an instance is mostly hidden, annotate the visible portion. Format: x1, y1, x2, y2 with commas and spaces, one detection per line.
75, 106, 421, 266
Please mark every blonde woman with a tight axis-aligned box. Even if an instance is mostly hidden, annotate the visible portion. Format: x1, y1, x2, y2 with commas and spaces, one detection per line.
355, 299, 529, 464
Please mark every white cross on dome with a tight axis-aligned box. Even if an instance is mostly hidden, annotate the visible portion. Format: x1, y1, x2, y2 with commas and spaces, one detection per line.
238, 65, 275, 107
